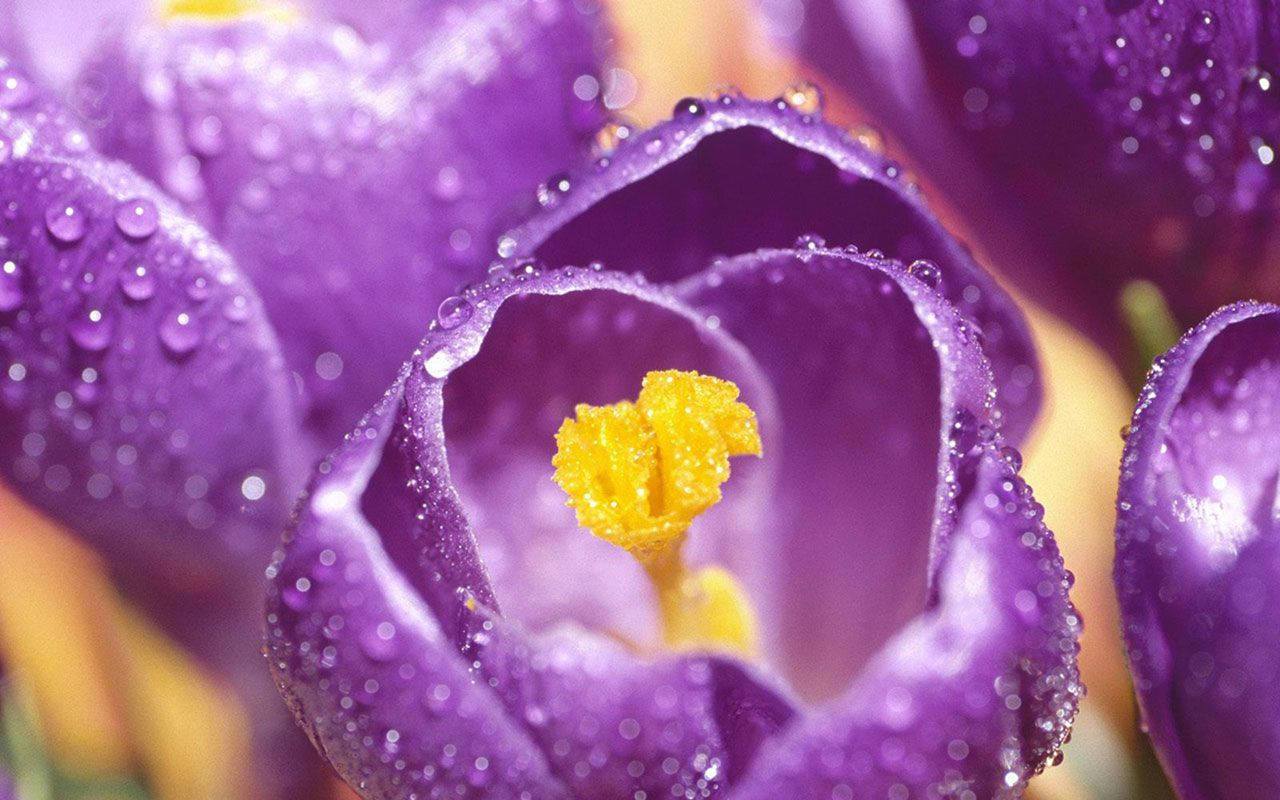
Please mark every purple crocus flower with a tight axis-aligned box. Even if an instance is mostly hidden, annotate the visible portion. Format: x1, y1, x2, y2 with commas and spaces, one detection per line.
0, 1, 602, 794
265, 97, 1082, 799
1116, 301, 1280, 799
769, 0, 1280, 349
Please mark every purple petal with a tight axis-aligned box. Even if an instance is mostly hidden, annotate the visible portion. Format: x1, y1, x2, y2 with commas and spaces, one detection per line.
782, 0, 1280, 344
266, 264, 798, 799
0, 69, 321, 797
676, 247, 992, 700
1116, 301, 1280, 799
0, 764, 11, 800
505, 95, 1041, 443
78, 2, 605, 447
729, 446, 1082, 799
648, 247, 1079, 798
0, 67, 303, 593
0, 8, 28, 71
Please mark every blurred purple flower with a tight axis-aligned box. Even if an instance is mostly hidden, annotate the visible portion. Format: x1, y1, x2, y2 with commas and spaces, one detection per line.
0, 1, 603, 794
771, 0, 1280, 350
1116, 301, 1280, 799
265, 97, 1081, 799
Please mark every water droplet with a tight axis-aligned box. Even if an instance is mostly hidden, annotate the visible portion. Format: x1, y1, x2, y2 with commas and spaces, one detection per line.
908, 259, 942, 287
496, 235, 517, 258
672, 97, 705, 117
0, 68, 35, 108
120, 264, 155, 301
436, 296, 474, 330
794, 233, 826, 250
0, 260, 21, 312
114, 197, 158, 239
781, 81, 823, 114
1190, 10, 1218, 45
251, 123, 284, 161
69, 305, 113, 351
186, 273, 213, 302
160, 310, 202, 356
187, 114, 225, 157
45, 200, 87, 244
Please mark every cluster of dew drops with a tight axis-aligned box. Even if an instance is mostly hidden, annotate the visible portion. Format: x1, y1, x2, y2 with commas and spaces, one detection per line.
950, 4, 1278, 218
404, 93, 1083, 796
0, 63, 268, 514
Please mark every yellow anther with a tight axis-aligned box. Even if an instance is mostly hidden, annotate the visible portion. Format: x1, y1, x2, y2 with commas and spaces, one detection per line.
552, 370, 761, 656
162, 0, 298, 22
163, 0, 252, 17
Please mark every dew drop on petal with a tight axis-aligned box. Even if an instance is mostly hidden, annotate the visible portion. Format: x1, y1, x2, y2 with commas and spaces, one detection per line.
114, 198, 159, 239
672, 97, 705, 117
435, 295, 473, 330
119, 263, 155, 301
908, 259, 942, 288
159, 310, 202, 356
45, 200, 87, 244
69, 305, 113, 351
0, 68, 35, 108
0, 259, 21, 312
1190, 10, 1218, 45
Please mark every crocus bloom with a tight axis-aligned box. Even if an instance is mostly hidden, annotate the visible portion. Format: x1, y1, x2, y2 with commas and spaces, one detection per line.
266, 96, 1082, 799
1116, 301, 1280, 799
769, 0, 1280, 350
0, 0, 602, 793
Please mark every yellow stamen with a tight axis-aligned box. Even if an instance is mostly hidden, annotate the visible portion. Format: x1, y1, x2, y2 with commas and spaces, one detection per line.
552, 370, 761, 655
161, 0, 298, 22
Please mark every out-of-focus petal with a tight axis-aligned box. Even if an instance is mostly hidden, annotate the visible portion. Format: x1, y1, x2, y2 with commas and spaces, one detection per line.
1116, 301, 1280, 799
0, 64, 303, 593
659, 248, 1079, 798
506, 95, 1042, 443
78, 1, 605, 446
0, 65, 319, 799
9, 0, 136, 87
266, 265, 799, 799
778, 0, 1280, 347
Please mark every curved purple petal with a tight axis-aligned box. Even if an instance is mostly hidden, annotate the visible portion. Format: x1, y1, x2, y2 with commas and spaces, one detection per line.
77, 2, 605, 446
266, 265, 798, 799
675, 247, 985, 700
0, 66, 321, 798
781, 0, 1280, 346
0, 65, 303, 593
649, 248, 1078, 798
1116, 301, 1280, 799
505, 95, 1041, 443
729, 447, 1082, 799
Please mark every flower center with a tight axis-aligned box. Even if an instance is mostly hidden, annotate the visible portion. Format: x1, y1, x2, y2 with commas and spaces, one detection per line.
552, 370, 761, 656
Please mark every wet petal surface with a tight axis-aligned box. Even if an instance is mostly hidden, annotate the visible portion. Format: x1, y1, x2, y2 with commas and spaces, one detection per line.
270, 246, 1076, 798
781, 0, 1280, 344
506, 95, 1041, 443
78, 1, 605, 446
0, 64, 302, 592
1117, 301, 1280, 799
266, 265, 797, 799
